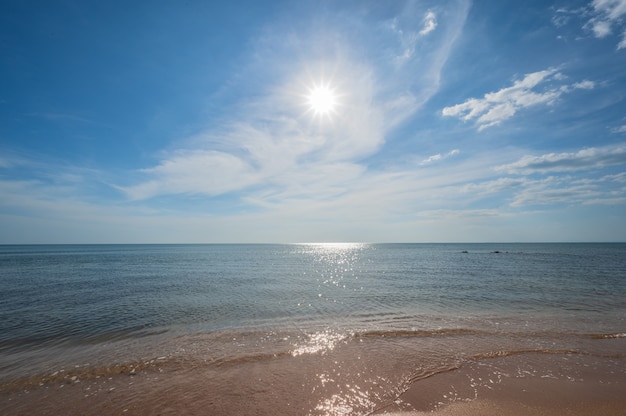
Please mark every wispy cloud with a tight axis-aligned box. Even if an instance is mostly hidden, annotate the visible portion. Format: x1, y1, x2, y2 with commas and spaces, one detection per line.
552, 7, 581, 28
442, 68, 595, 130
121, 59, 384, 201
420, 149, 459, 164
584, 0, 626, 49
495, 144, 626, 174
4, 0, 625, 244
125, 150, 259, 200
509, 174, 626, 207
120, 2, 470, 202
389, 6, 443, 64
473, 145, 626, 207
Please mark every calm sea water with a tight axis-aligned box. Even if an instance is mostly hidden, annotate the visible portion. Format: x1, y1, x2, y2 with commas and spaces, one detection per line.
1, 243, 625, 414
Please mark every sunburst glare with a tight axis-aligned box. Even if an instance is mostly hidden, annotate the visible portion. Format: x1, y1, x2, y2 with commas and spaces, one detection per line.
307, 84, 338, 116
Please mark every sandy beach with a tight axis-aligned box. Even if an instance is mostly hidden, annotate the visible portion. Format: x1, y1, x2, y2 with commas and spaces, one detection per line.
379, 356, 626, 416
3, 370, 625, 415
2, 344, 625, 415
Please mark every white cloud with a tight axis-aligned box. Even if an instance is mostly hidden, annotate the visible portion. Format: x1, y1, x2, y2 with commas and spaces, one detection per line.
460, 177, 525, 196
120, 2, 470, 202
509, 176, 598, 207
551, 7, 581, 28
119, 58, 386, 202
602, 172, 626, 182
495, 144, 626, 174
442, 68, 596, 130
389, 6, 445, 63
507, 174, 626, 207
583, 196, 626, 204
619, 28, 626, 48
594, 0, 626, 21
420, 11, 438, 35
420, 148, 459, 164
389, 17, 419, 62
585, 0, 626, 48
591, 19, 613, 37
572, 80, 596, 90
123, 150, 258, 200
422, 154, 442, 163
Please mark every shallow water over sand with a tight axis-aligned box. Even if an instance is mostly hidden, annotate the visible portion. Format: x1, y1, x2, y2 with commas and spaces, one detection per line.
2, 329, 625, 415
1, 243, 625, 414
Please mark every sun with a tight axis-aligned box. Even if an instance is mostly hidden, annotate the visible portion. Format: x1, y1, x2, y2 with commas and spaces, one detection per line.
307, 85, 337, 116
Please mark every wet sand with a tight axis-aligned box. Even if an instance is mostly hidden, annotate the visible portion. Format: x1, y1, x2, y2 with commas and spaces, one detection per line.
386, 399, 626, 416
382, 375, 626, 416
3, 375, 625, 416
379, 353, 626, 416
2, 351, 625, 415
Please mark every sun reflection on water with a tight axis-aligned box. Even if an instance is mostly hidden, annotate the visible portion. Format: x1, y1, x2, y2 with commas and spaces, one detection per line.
312, 386, 377, 416
298, 242, 369, 251
291, 330, 346, 356
297, 243, 368, 271
294, 243, 369, 306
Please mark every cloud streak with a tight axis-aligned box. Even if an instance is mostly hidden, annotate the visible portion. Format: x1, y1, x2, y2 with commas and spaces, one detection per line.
496, 144, 626, 174
442, 68, 595, 130
508, 174, 626, 207
421, 149, 460, 164
390, 9, 439, 63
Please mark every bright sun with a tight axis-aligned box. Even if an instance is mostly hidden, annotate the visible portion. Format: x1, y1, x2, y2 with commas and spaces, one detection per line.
307, 85, 337, 116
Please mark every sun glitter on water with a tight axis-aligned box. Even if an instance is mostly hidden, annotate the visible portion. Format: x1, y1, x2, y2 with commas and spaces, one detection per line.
307, 84, 338, 116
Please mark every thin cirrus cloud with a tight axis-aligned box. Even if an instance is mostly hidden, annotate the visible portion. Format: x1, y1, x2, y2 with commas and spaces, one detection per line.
495, 144, 626, 174
390, 8, 441, 63
121, 60, 385, 201
508, 174, 626, 207
442, 68, 595, 130
120, 3, 469, 202
487, 144, 626, 207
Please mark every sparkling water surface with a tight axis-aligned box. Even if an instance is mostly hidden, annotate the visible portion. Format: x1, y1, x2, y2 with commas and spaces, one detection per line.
1, 243, 625, 386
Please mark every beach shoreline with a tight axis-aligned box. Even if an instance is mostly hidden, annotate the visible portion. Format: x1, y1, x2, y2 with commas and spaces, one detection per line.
2, 340, 625, 415
2, 243, 625, 415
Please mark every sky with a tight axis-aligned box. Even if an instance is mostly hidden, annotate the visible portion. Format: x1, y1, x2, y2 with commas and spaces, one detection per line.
1, 0, 626, 244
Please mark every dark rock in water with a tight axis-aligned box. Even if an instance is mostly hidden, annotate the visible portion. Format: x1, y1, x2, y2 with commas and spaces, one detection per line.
461, 250, 468, 253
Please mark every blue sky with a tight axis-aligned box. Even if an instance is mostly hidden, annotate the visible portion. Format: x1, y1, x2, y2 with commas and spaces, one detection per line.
1, 0, 626, 243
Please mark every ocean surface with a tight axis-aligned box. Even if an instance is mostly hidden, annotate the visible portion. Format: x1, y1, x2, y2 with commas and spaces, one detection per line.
1, 243, 625, 415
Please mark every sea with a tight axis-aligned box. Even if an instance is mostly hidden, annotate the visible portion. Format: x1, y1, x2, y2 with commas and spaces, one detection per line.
1, 243, 625, 415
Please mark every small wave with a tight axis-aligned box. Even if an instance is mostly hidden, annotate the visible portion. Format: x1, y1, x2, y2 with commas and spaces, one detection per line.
211, 351, 293, 366
0, 356, 172, 393
353, 328, 487, 339
585, 333, 626, 339
405, 364, 461, 384
291, 330, 347, 356
470, 348, 585, 361
395, 348, 587, 394
0, 327, 169, 353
